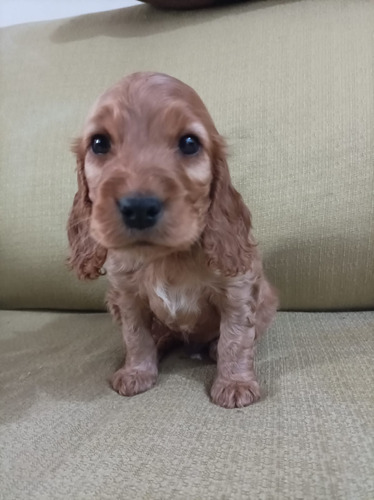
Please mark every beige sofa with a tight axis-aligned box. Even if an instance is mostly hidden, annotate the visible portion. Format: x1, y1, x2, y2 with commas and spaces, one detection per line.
1, 1, 373, 498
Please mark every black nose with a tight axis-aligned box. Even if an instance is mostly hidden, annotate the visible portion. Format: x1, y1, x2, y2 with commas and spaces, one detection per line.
117, 195, 163, 230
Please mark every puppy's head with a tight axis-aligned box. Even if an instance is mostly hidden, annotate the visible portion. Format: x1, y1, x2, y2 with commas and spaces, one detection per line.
67, 72, 253, 279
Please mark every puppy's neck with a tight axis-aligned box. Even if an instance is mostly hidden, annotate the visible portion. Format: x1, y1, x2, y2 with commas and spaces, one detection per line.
105, 243, 206, 278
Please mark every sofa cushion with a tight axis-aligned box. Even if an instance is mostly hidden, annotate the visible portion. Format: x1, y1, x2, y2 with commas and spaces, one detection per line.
1, 0, 373, 311
1, 310, 373, 498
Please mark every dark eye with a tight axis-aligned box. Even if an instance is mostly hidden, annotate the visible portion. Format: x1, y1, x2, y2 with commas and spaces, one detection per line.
91, 134, 111, 155
178, 135, 200, 156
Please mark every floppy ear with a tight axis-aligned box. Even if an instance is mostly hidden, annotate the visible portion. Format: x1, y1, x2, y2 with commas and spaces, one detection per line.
67, 139, 107, 280
202, 136, 255, 276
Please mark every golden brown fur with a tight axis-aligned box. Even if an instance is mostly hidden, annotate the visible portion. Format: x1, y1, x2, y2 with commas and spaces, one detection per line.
67, 72, 278, 408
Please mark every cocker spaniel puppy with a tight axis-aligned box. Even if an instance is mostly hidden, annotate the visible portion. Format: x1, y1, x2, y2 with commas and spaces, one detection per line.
67, 72, 278, 408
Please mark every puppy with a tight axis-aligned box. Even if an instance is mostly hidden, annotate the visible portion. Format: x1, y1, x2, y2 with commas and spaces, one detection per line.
67, 72, 278, 408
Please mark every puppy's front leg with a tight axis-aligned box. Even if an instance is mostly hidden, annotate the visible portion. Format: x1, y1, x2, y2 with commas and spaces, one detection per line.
111, 296, 158, 397
211, 287, 260, 409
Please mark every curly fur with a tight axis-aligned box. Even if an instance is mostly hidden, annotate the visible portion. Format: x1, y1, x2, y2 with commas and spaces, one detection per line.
67, 72, 278, 408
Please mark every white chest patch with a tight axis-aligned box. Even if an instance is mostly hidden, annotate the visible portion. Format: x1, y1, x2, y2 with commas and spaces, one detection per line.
154, 282, 202, 319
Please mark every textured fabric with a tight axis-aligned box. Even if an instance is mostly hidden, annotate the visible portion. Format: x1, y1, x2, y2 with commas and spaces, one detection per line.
1, 0, 374, 310
1, 310, 373, 499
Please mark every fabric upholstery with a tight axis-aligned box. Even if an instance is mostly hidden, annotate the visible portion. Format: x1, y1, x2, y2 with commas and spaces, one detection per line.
0, 0, 373, 311
1, 310, 373, 498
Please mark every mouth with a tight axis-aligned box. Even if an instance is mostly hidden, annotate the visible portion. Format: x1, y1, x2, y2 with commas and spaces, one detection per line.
132, 241, 154, 247
127, 239, 176, 253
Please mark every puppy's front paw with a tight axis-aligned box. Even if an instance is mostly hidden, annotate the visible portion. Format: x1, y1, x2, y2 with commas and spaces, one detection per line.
111, 367, 157, 397
210, 378, 260, 409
